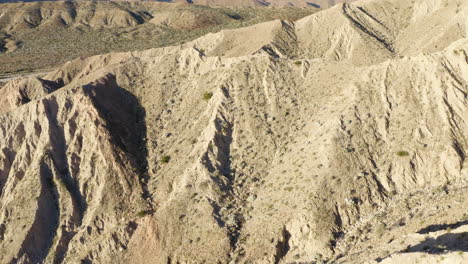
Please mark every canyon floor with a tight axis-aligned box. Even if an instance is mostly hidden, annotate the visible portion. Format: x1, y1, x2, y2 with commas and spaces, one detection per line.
0, 0, 467, 263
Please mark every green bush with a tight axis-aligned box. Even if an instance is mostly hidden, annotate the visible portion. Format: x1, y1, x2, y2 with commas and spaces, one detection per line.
294, 60, 302, 65
161, 156, 171, 163
396, 151, 409, 157
137, 210, 152, 217
203, 92, 213, 100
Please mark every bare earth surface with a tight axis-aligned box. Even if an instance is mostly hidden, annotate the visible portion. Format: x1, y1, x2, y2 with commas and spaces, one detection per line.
0, 0, 467, 263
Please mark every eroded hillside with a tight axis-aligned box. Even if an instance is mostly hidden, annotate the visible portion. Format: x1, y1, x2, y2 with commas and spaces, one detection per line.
0, 0, 467, 263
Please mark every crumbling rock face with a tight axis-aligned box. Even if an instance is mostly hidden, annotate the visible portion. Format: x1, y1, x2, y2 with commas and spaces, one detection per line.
0, 74, 147, 263
0, 0, 467, 263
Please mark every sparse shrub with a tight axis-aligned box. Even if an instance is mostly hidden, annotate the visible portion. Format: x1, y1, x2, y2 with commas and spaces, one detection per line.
294, 60, 302, 65
436, 184, 448, 194
200, 181, 209, 189
396, 151, 409, 157
345, 146, 355, 153
137, 210, 151, 217
160, 155, 171, 164
203, 92, 213, 100
345, 197, 359, 205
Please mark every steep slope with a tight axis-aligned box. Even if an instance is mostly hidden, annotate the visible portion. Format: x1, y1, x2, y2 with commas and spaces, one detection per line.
0, 74, 150, 263
0, 0, 467, 263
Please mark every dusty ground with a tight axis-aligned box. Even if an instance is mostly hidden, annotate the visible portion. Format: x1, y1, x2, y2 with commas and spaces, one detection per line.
0, 0, 466, 263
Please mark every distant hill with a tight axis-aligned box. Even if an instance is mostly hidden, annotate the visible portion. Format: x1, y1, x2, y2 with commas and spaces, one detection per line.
0, 0, 356, 8
0, 1, 315, 75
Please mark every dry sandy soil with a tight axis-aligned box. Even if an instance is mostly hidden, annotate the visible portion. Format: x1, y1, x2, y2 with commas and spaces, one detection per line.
0, 0, 467, 263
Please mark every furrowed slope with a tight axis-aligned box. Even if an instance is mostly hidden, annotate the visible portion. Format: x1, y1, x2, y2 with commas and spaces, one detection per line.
0, 74, 150, 263
0, 0, 467, 263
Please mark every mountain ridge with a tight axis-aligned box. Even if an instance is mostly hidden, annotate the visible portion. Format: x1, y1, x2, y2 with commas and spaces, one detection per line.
0, 0, 356, 8
0, 0, 467, 263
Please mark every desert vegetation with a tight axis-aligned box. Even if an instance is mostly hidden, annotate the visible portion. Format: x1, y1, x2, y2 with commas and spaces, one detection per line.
0, 2, 315, 76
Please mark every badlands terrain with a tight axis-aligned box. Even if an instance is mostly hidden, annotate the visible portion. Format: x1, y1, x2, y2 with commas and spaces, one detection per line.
0, 0, 467, 263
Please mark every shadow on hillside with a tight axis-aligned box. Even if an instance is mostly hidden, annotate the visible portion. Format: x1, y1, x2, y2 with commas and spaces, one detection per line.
307, 2, 321, 8
82, 74, 150, 199
417, 220, 468, 234
402, 232, 468, 254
